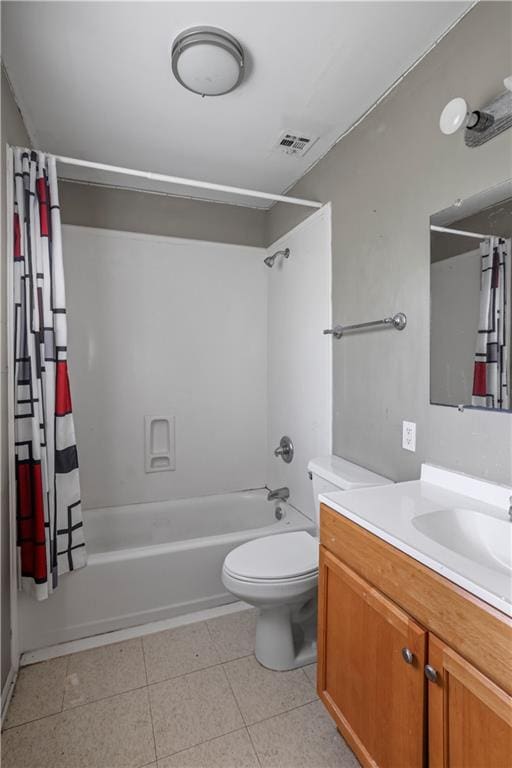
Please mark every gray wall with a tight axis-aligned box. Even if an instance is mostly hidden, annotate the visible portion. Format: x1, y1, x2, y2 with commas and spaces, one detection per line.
1, 64, 31, 690
267, 1, 512, 484
59, 181, 266, 247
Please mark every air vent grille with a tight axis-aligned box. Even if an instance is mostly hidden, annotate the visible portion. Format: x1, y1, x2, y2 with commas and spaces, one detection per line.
275, 131, 317, 157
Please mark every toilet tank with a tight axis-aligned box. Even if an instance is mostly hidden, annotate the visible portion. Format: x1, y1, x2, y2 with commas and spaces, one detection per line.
307, 455, 393, 526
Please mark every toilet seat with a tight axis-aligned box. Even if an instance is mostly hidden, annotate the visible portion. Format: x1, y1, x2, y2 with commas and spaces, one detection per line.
223, 531, 318, 583
223, 569, 318, 587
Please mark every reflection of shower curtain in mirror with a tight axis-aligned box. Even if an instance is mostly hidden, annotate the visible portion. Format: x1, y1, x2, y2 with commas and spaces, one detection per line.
472, 237, 510, 409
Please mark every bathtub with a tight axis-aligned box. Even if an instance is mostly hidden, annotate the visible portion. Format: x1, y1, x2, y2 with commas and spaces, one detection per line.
18, 489, 315, 652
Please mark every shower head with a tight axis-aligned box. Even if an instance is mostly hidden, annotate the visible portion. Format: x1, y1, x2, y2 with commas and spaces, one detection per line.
264, 248, 290, 268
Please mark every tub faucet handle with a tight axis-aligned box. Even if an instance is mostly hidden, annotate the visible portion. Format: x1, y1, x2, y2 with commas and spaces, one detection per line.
273, 436, 294, 464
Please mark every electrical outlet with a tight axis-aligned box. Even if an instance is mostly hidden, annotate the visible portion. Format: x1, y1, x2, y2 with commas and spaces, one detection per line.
402, 421, 416, 452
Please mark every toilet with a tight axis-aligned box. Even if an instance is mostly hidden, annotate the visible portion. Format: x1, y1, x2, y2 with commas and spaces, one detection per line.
222, 455, 392, 671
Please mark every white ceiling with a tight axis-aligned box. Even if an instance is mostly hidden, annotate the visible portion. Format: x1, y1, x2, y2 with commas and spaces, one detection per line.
3, 1, 471, 208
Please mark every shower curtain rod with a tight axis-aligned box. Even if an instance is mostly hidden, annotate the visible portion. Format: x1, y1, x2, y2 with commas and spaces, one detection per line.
13, 148, 323, 209
430, 224, 498, 240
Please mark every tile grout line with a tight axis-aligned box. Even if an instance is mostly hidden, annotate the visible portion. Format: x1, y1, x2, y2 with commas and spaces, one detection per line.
6, 636, 148, 729
203, 618, 223, 668
301, 664, 319, 697
203, 615, 261, 764
3, 654, 71, 732
215, 651, 249, 727
2, 674, 319, 737
205, 614, 290, 763
2, 681, 151, 732
51, 644, 256, 723
145, 653, 253, 687
215, 656, 263, 765
246, 698, 361, 768
140, 636, 159, 766
141, 619, 253, 686
245, 694, 320, 730
5, 612, 321, 767
245, 723, 264, 767
7, 613, 257, 731
206, 625, 253, 746
60, 654, 71, 713
157, 612, 265, 760
4, 649, 316, 736
156, 724, 257, 764
140, 622, 251, 764
219, 655, 319, 727
218, 652, 319, 768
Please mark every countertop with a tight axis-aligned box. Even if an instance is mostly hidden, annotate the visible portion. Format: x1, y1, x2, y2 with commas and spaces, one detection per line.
319, 464, 512, 617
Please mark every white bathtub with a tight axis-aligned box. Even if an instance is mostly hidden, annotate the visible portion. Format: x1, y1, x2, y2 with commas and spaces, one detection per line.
18, 489, 315, 652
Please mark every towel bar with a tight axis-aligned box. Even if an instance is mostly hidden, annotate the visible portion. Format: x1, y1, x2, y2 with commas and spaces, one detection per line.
323, 312, 407, 339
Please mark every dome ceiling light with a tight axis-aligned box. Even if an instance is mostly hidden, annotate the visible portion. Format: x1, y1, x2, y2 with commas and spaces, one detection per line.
171, 26, 245, 97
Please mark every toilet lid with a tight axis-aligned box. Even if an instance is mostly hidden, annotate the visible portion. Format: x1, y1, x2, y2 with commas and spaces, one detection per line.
224, 531, 318, 581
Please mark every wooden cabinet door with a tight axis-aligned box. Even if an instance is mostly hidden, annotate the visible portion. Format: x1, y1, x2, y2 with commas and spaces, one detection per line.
428, 634, 512, 768
317, 545, 427, 768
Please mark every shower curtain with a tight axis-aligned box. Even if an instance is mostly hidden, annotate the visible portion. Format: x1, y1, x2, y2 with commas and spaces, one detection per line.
12, 148, 86, 600
472, 236, 510, 410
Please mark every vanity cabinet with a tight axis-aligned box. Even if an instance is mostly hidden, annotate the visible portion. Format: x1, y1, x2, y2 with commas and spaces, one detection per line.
428, 635, 512, 768
318, 547, 427, 767
318, 503, 512, 768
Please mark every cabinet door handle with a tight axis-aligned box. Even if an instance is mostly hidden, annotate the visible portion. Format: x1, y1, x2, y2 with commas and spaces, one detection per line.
401, 647, 415, 665
424, 664, 439, 683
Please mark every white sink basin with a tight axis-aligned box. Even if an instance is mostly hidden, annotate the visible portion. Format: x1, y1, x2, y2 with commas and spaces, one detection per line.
320, 464, 512, 615
412, 508, 511, 575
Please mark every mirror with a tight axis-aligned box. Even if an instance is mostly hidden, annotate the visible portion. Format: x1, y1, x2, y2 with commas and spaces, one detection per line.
430, 179, 512, 411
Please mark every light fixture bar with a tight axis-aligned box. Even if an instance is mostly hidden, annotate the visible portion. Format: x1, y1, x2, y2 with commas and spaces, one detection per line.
50, 152, 323, 209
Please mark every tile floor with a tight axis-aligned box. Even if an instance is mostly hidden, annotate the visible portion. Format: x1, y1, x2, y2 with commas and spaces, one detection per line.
1, 609, 359, 768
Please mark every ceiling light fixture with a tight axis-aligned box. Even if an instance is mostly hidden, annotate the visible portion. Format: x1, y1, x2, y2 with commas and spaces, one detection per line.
171, 26, 244, 97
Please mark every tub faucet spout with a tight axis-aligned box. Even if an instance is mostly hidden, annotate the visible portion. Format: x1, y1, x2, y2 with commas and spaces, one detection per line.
267, 487, 290, 502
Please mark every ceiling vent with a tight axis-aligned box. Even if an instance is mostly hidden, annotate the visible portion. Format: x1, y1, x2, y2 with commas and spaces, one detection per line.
275, 131, 317, 157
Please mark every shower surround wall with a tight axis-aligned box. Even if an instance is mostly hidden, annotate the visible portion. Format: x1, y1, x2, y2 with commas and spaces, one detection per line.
17, 210, 332, 651
266, 206, 332, 520
62, 225, 268, 508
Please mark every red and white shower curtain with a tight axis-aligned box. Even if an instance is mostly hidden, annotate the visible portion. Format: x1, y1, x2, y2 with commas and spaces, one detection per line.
472, 236, 510, 410
12, 149, 86, 600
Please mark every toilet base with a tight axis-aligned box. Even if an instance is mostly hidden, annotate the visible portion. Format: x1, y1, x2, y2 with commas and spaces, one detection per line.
254, 602, 317, 671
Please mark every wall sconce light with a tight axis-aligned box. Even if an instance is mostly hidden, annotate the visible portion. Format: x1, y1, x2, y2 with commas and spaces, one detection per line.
439, 76, 512, 147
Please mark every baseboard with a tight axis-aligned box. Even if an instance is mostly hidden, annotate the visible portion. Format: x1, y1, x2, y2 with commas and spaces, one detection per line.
21, 600, 252, 666
1, 657, 19, 726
